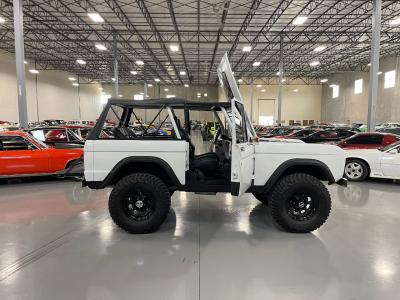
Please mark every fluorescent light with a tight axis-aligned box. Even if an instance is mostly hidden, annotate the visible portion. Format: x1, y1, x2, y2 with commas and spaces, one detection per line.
164, 88, 169, 91
112, 77, 116, 81
136, 60, 144, 65
76, 59, 86, 65
377, 71, 382, 75
320, 78, 328, 83
72, 82, 79, 86
313, 45, 326, 52
293, 89, 299, 92
390, 17, 400, 25
204, 93, 207, 97
140, 92, 144, 95
170, 45, 179, 52
253, 61, 261, 67
154, 78, 160, 82
261, 89, 266, 92
68, 77, 76, 81
197, 95, 201, 98
242, 46, 252, 52
276, 71, 282, 76
367, 63, 371, 66
329, 84, 337, 88
310, 61, 320, 67
282, 79, 286, 82
29, 69, 39, 74
118, 94, 123, 98
99, 87, 103, 91
0, 16, 6, 23
238, 79, 243, 83
179, 71, 186, 75
166, 95, 176, 98
24, 60, 28, 64
148, 83, 153, 87
184, 84, 189, 87
95, 43, 107, 51
256, 84, 262, 88
130, 70, 137, 75
293, 16, 308, 25
197, 92, 201, 95
87, 13, 104, 23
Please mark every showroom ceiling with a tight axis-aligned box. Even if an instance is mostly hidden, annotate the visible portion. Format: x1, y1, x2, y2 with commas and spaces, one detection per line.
0, 0, 400, 85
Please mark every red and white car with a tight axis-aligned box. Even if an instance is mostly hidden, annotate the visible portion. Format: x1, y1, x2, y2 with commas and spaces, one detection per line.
337, 132, 400, 150
0, 131, 83, 178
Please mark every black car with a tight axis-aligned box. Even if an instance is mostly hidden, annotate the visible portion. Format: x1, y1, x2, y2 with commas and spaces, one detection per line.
300, 129, 356, 143
28, 127, 84, 147
377, 127, 400, 136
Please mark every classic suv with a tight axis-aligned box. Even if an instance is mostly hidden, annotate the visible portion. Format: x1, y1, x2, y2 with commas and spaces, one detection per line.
337, 132, 400, 150
0, 131, 83, 178
84, 54, 347, 235
344, 141, 400, 181
300, 129, 355, 143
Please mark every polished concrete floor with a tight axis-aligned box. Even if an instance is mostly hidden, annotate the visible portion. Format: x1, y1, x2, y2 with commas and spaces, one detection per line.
1, 139, 400, 299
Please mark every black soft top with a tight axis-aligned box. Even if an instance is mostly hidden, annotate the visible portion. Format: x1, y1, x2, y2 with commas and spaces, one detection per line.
108, 98, 231, 110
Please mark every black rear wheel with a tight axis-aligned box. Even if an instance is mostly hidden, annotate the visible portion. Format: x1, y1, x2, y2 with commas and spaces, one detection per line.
109, 173, 171, 233
269, 173, 331, 233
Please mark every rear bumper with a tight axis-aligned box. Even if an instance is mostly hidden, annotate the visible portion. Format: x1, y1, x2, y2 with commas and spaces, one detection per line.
336, 178, 348, 187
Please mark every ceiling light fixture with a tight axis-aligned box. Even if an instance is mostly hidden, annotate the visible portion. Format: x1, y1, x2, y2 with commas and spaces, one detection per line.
0, 16, 6, 23
310, 61, 320, 67
111, 77, 116, 81
293, 89, 299, 92
293, 16, 308, 25
72, 82, 79, 86
256, 84, 262, 88
95, 43, 107, 51
29, 69, 39, 74
130, 70, 138, 75
24, 60, 28, 64
261, 89, 266, 92
164, 88, 169, 91
154, 78, 160, 82
184, 84, 189, 87
204, 93, 207, 97
135, 60, 144, 65
87, 12, 104, 23
320, 78, 328, 83
170, 45, 179, 52
68, 77, 76, 81
148, 84, 153, 87
179, 71, 186, 75
76, 59, 86, 65
118, 94, 123, 98
242, 46, 252, 52
390, 17, 400, 25
253, 61, 261, 67
313, 45, 326, 52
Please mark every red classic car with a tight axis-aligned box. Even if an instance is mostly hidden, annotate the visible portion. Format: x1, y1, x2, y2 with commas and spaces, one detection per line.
0, 131, 83, 178
337, 132, 400, 150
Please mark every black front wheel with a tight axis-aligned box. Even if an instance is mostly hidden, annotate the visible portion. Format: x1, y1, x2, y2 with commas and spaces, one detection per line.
109, 173, 171, 234
269, 173, 331, 233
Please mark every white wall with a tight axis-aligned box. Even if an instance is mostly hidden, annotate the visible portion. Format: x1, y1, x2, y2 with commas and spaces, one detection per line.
321, 56, 400, 123
0, 51, 103, 123
219, 83, 322, 125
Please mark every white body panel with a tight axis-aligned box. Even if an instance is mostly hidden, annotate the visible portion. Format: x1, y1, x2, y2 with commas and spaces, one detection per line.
253, 141, 346, 186
345, 148, 400, 179
85, 140, 188, 184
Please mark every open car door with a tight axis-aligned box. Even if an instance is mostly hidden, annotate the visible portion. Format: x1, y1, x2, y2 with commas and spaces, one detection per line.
217, 53, 255, 196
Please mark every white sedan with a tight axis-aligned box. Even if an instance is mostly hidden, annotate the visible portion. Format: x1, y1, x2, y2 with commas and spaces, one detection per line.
344, 141, 400, 181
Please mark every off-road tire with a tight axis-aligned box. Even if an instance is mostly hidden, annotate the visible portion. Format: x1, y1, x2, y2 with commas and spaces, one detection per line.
269, 173, 331, 233
109, 173, 171, 234
252, 193, 269, 205
344, 159, 369, 182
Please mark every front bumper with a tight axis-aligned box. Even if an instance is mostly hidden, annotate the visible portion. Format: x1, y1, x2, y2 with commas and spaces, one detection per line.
336, 178, 348, 187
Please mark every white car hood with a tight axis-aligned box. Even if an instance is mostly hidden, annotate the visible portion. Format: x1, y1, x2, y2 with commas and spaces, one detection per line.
259, 137, 305, 143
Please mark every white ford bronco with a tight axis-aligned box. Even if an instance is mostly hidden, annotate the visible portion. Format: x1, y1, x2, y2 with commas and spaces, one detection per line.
84, 54, 347, 234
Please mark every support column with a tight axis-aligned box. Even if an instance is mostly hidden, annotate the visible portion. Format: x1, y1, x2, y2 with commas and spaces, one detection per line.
277, 35, 283, 126
250, 70, 254, 123
13, 0, 28, 128
113, 32, 119, 97
144, 68, 148, 122
367, 0, 382, 132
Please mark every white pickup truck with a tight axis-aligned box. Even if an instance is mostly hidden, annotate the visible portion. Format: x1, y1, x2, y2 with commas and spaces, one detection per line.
84, 54, 347, 234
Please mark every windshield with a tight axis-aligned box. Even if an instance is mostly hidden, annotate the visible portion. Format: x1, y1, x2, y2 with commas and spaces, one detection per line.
26, 133, 48, 148
379, 141, 400, 152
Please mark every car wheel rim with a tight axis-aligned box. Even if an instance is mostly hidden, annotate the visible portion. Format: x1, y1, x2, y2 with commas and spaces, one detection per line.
287, 191, 317, 221
124, 189, 154, 221
345, 162, 363, 179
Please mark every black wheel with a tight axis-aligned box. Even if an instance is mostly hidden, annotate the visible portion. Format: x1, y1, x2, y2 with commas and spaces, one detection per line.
344, 159, 369, 182
252, 193, 269, 205
269, 173, 331, 233
109, 173, 171, 234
